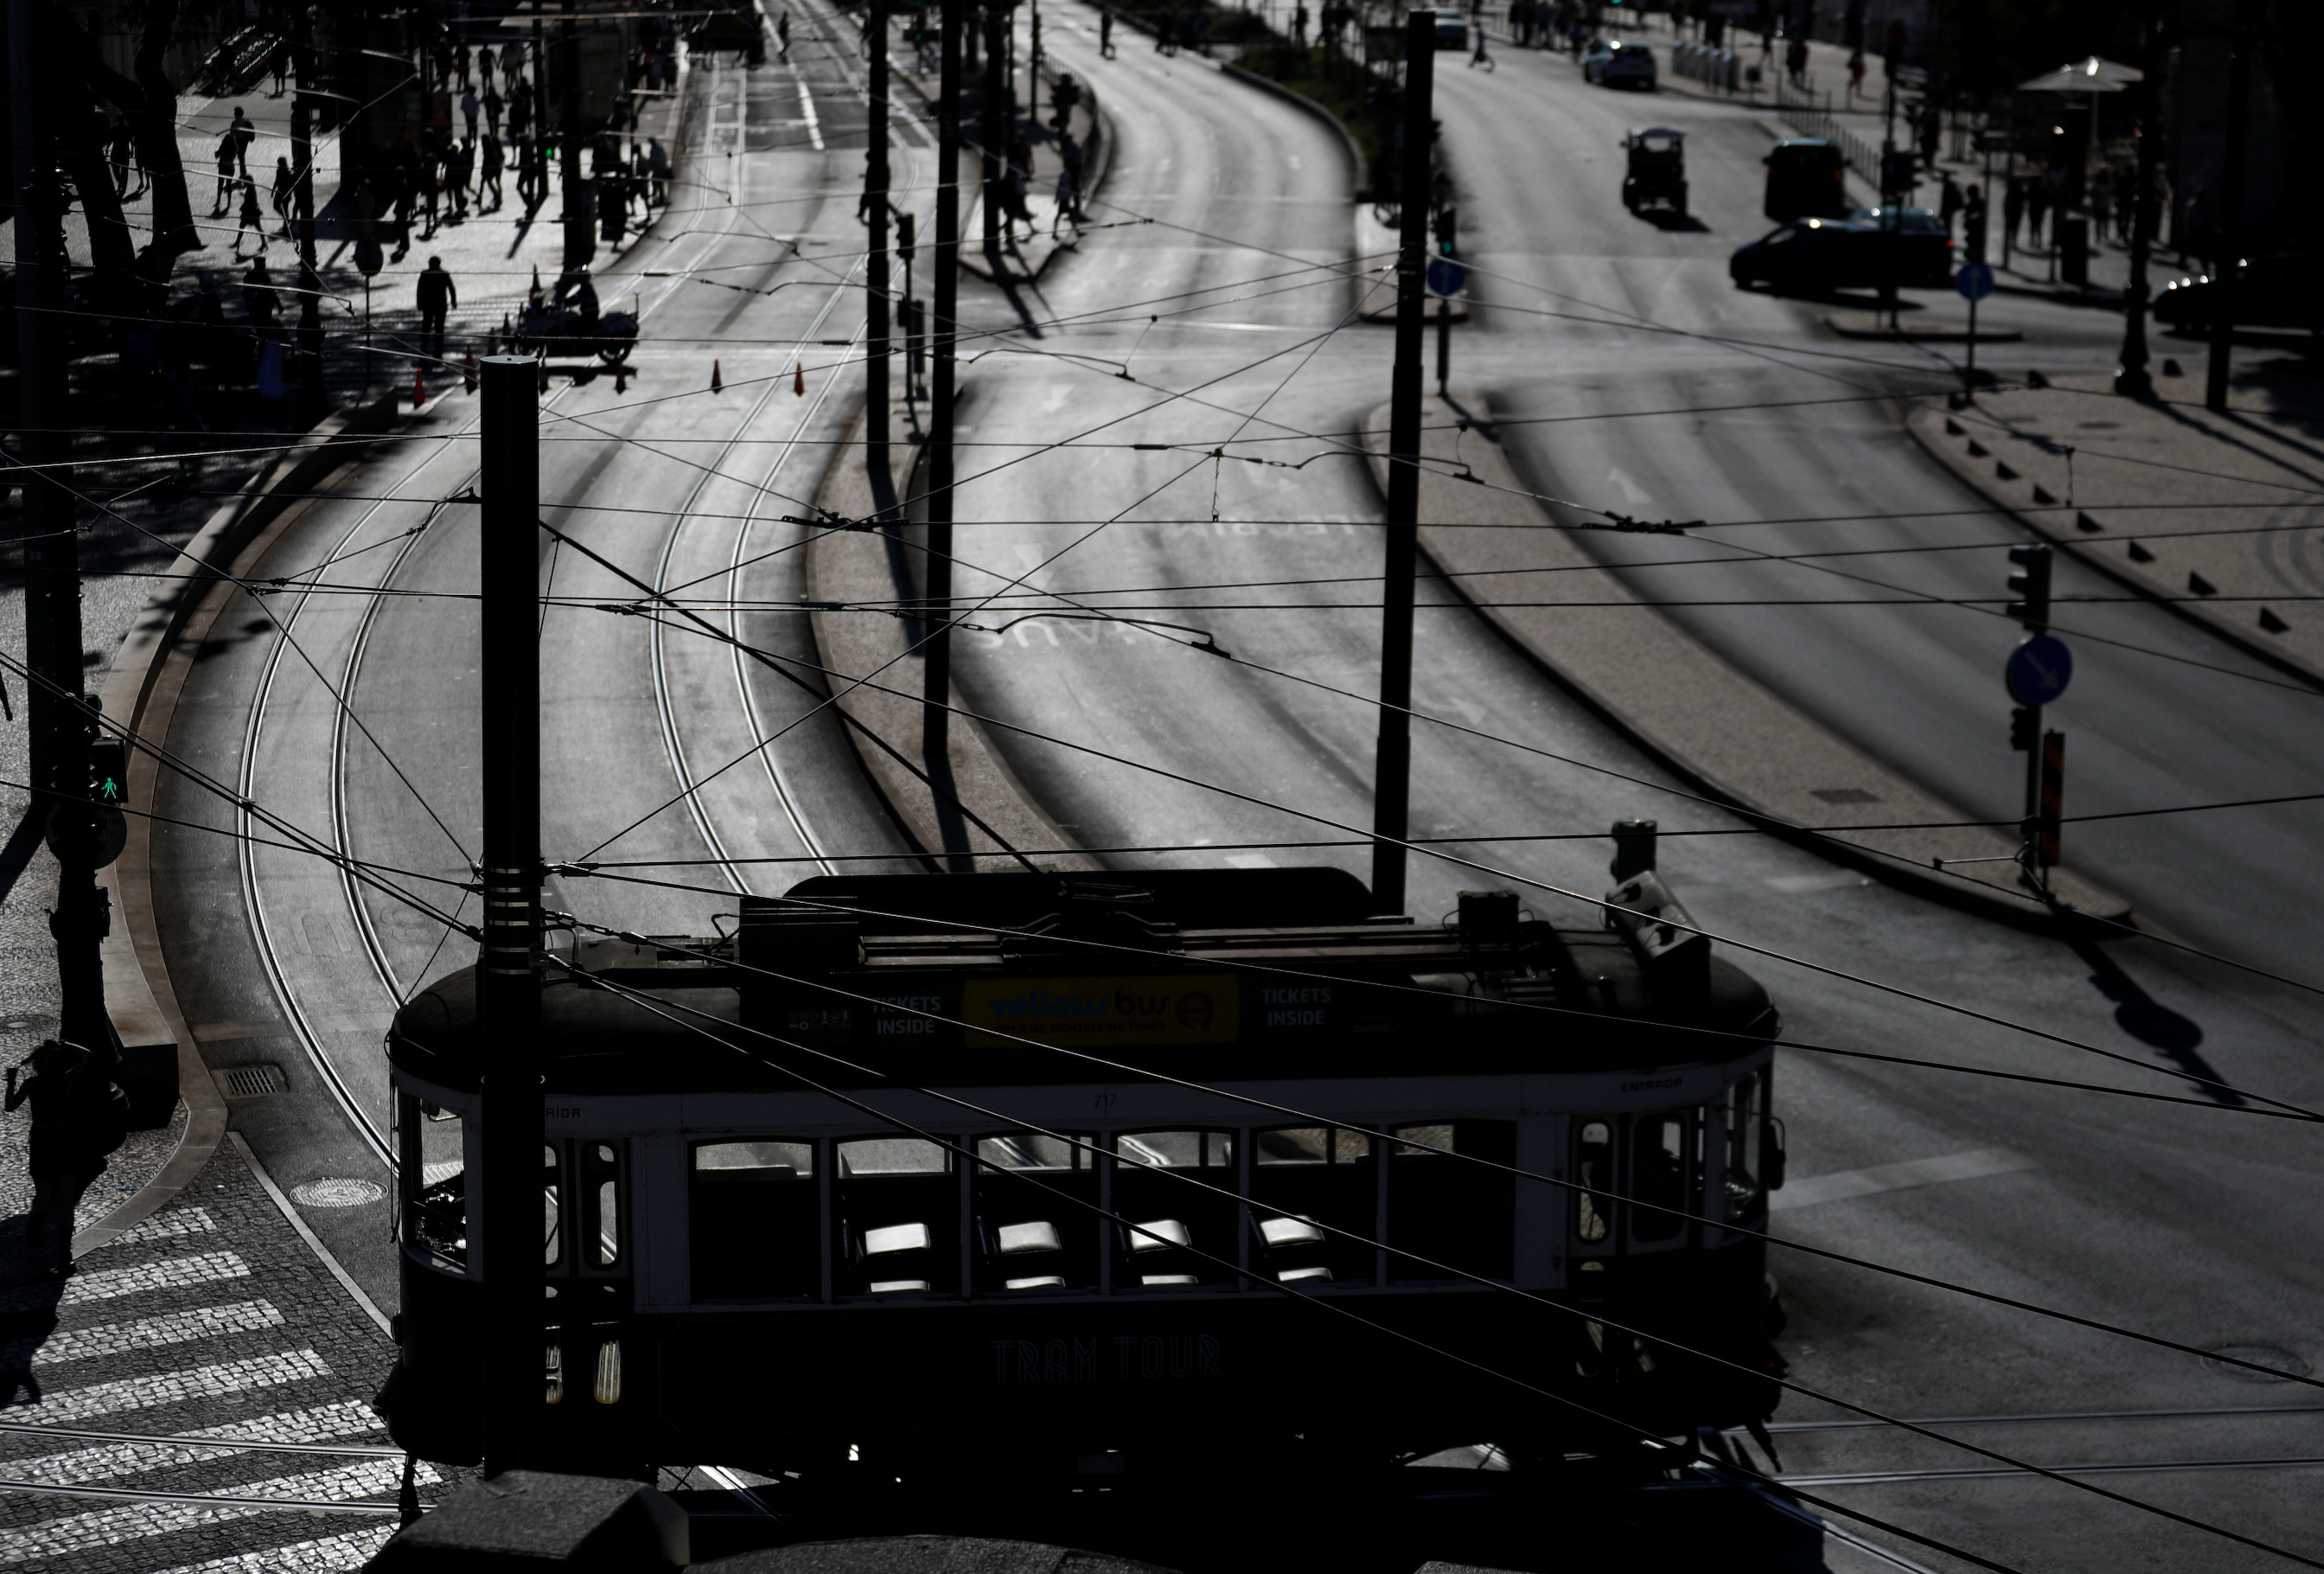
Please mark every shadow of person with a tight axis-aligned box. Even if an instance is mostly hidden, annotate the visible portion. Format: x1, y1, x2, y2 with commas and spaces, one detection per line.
2071, 940, 2237, 1104
0, 1213, 66, 1407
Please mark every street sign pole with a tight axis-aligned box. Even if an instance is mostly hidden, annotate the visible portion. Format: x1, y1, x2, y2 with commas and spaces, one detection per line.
1370, 9, 1434, 915
478, 356, 544, 1475
926, 0, 967, 869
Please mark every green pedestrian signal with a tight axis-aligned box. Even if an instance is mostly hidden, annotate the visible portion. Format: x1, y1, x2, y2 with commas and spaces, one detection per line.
90, 736, 128, 805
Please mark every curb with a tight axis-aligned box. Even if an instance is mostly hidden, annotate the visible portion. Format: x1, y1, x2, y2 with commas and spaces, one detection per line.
73, 397, 404, 1258
1904, 399, 2324, 695
1363, 389, 2133, 932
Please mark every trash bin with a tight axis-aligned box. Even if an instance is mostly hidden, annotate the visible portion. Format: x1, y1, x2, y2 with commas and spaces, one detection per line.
2058, 214, 2090, 287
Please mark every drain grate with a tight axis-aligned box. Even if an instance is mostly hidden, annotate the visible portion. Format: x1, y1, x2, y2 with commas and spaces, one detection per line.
214, 1063, 288, 1098
292, 1178, 385, 1208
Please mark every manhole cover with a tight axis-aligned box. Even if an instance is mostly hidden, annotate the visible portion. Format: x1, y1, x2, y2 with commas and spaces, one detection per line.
292, 1178, 385, 1208
2204, 1346, 2312, 1383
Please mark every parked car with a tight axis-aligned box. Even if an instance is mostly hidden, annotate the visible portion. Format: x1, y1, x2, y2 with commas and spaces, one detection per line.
1729, 218, 1954, 292
2152, 256, 2323, 333
1433, 8, 1469, 48
1582, 37, 1657, 87
1763, 138, 1850, 221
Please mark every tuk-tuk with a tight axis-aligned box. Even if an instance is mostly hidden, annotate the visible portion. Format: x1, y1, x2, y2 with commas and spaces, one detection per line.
1622, 126, 1688, 216
1763, 138, 1851, 221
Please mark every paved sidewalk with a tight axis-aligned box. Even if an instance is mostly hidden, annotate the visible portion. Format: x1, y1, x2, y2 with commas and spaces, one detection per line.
1908, 374, 2324, 689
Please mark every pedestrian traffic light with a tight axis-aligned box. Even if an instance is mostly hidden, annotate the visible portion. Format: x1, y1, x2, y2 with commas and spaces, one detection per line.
89, 735, 128, 805
2008, 705, 2039, 752
2005, 544, 2052, 632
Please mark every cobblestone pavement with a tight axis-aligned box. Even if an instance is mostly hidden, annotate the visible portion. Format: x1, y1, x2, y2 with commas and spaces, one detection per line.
0, 1144, 449, 1572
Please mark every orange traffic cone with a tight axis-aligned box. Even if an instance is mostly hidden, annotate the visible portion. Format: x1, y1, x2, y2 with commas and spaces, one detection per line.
462, 348, 477, 394
711, 358, 723, 394
793, 362, 805, 395
412, 365, 425, 408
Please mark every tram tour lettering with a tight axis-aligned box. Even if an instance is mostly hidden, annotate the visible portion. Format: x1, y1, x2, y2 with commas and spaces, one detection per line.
987, 1334, 1223, 1383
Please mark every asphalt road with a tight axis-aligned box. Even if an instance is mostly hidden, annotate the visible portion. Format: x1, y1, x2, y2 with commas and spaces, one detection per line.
127, 10, 2324, 1573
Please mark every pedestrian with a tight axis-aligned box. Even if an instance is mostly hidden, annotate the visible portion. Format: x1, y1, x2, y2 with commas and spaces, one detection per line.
233, 177, 265, 254
480, 131, 505, 211
229, 105, 256, 176
1100, 7, 1116, 56
108, 118, 137, 197
447, 138, 474, 221
1784, 33, 1808, 87
212, 130, 238, 214
389, 152, 416, 261
648, 136, 670, 205
2025, 173, 2050, 249
270, 154, 295, 235
7, 1040, 128, 1277
478, 42, 497, 93
455, 41, 470, 89
1006, 131, 1035, 240
2002, 176, 2025, 252
271, 39, 288, 96
1053, 133, 1083, 237
1469, 22, 1492, 68
483, 80, 503, 137
1157, 5, 1176, 53
1847, 47, 1864, 98
461, 85, 480, 144
2089, 176, 2111, 247
1938, 171, 1961, 236
1962, 182, 1987, 263
510, 77, 533, 142
777, 10, 791, 60
416, 254, 456, 362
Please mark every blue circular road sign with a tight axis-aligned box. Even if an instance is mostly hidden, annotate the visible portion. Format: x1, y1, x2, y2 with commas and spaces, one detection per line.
1425, 256, 1466, 298
354, 234, 384, 278
2006, 634, 2073, 707
1955, 260, 1995, 302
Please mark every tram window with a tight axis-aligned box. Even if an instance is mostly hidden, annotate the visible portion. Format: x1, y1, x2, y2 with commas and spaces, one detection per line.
1722, 1074, 1769, 1223
1251, 1126, 1375, 1284
691, 1140, 819, 1301
1387, 1121, 1515, 1282
581, 1142, 624, 1270
1574, 1121, 1613, 1244
1630, 1115, 1690, 1243
972, 1132, 1097, 1293
402, 1097, 468, 1270
543, 1145, 562, 1269
1112, 1131, 1235, 1289
836, 1136, 957, 1296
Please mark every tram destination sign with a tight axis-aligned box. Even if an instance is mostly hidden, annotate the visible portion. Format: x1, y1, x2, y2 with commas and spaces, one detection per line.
965, 975, 1244, 1048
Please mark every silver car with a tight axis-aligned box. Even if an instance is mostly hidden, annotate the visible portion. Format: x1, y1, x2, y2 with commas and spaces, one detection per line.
1583, 36, 1657, 87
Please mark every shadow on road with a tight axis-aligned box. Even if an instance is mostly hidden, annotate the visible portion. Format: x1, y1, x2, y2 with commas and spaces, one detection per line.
2070, 940, 2235, 1104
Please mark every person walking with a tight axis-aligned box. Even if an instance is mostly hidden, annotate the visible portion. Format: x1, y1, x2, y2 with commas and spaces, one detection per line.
777, 10, 791, 60
447, 137, 474, 222
1053, 133, 1084, 237
461, 85, 480, 144
478, 42, 497, 93
1846, 47, 1865, 98
510, 77, 533, 142
1469, 21, 1492, 68
1938, 171, 1962, 237
2025, 173, 2050, 249
480, 131, 505, 212
454, 40, 471, 89
212, 130, 239, 214
233, 177, 266, 255
1100, 7, 1116, 56
483, 79, 503, 137
416, 254, 456, 363
648, 136, 670, 205
2002, 175, 2026, 253
229, 105, 256, 177
108, 118, 139, 197
2089, 176, 2111, 248
1962, 182, 1987, 263
271, 154, 296, 235
1784, 33, 1809, 87
7, 1040, 128, 1277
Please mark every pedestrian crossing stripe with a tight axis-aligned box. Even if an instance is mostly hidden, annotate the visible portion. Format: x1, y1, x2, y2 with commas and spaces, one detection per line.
0, 1459, 431, 1564
152, 1526, 399, 1574
10, 1350, 332, 1424
59, 1252, 253, 1308
3, 1401, 383, 1488
113, 1210, 218, 1247
11, 1300, 284, 1369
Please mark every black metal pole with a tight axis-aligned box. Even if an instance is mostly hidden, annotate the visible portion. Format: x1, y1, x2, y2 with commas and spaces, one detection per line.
980, 3, 1004, 260
1434, 293, 1450, 395
926, 0, 963, 861
292, 13, 326, 428
2204, 0, 2247, 413
561, 0, 590, 267
477, 355, 544, 1476
1370, 9, 1433, 916
869, 0, 892, 496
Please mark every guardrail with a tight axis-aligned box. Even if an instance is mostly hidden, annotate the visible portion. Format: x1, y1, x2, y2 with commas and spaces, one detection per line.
1670, 39, 1744, 93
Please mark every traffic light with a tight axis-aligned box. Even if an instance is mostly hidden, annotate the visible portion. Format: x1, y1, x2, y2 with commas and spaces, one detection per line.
2006, 544, 2052, 632
89, 735, 128, 805
1433, 203, 1457, 253
2009, 706, 2039, 752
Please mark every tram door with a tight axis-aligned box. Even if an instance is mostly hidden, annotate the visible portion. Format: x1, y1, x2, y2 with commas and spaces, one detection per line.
545, 1139, 632, 1410
1568, 1111, 1698, 1271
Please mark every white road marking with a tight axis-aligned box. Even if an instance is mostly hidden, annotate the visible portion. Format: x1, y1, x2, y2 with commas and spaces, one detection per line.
114, 1210, 218, 1245
5, 1402, 382, 1487
7, 1351, 333, 1424
0, 1459, 432, 1564
154, 1527, 400, 1574
1772, 1149, 2039, 1212
58, 1252, 252, 1308
796, 80, 825, 150
1763, 872, 1866, 893
12, 1301, 286, 1368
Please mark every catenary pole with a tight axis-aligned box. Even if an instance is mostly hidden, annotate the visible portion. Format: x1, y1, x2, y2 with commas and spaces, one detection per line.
2114, 26, 2162, 399
868, 0, 892, 502
925, 0, 965, 867
561, 0, 590, 267
1370, 8, 1433, 916
2204, 0, 2247, 413
980, 2, 1003, 260
291, 10, 326, 427
477, 356, 545, 1475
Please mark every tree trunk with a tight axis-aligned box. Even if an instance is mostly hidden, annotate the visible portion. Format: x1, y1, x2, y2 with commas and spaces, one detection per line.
59, 99, 138, 312
66, 1, 199, 260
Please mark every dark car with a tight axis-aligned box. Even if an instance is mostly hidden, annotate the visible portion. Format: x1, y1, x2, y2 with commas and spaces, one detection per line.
1582, 36, 1657, 87
2152, 256, 2323, 333
1729, 219, 1954, 293
1763, 138, 1851, 221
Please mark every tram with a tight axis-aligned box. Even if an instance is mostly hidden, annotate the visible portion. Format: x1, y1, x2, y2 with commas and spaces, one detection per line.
377, 861, 1788, 1483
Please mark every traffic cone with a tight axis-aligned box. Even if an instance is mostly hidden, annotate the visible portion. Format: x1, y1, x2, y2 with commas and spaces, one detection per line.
711, 358, 723, 394
462, 348, 477, 394
793, 362, 805, 395
411, 365, 425, 408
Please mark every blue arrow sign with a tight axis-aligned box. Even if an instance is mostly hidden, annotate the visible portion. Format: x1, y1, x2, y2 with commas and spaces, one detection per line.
1955, 260, 1995, 302
2005, 634, 2072, 707
1425, 256, 1466, 298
